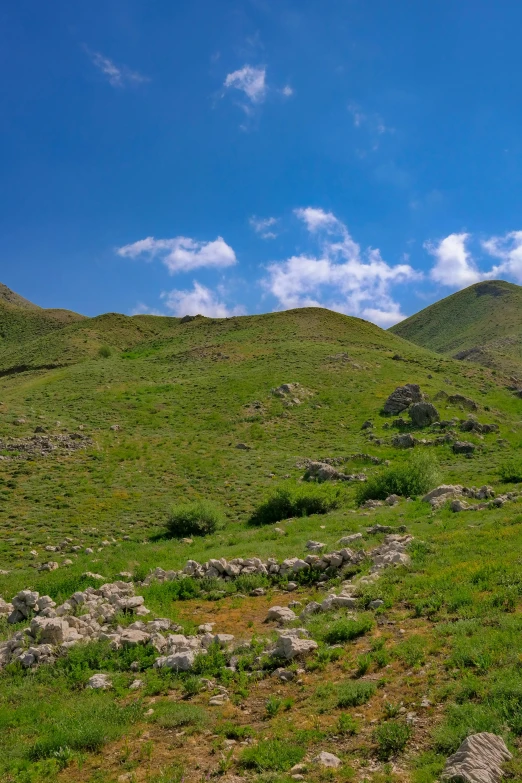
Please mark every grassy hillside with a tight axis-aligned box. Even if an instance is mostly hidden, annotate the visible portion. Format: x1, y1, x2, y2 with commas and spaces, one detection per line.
0, 283, 85, 350
390, 280, 522, 375
0, 300, 522, 782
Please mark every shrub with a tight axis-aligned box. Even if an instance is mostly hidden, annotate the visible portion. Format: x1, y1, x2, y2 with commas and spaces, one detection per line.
166, 500, 224, 538
336, 680, 376, 707
98, 345, 111, 358
240, 739, 305, 771
356, 452, 439, 505
373, 720, 411, 759
499, 459, 522, 483
249, 483, 341, 526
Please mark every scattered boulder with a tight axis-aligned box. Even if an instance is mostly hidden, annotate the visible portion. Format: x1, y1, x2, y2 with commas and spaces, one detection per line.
312, 752, 342, 769
274, 634, 318, 660
383, 384, 422, 415
87, 673, 112, 690
441, 732, 511, 783
265, 606, 297, 624
453, 441, 476, 454
409, 402, 440, 427
304, 461, 365, 482
392, 433, 416, 449
448, 394, 478, 411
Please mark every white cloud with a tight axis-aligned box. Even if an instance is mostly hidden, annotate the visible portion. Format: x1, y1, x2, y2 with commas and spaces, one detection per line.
249, 216, 278, 239
130, 303, 163, 316
281, 85, 294, 97
161, 282, 245, 318
264, 209, 418, 327
294, 207, 341, 233
87, 49, 148, 88
224, 65, 266, 103
482, 231, 522, 283
117, 236, 237, 274
426, 233, 483, 287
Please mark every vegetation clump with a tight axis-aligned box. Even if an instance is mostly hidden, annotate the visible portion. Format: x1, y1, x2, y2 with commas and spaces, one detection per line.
356, 452, 439, 505
499, 459, 522, 483
249, 483, 341, 526
166, 500, 225, 538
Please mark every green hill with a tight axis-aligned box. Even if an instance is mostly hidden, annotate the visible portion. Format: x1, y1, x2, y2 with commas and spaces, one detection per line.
0, 283, 85, 349
1, 287, 522, 783
390, 280, 522, 376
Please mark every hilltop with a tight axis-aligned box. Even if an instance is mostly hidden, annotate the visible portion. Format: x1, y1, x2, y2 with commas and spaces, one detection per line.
0, 284, 522, 782
390, 280, 522, 376
0, 282, 85, 349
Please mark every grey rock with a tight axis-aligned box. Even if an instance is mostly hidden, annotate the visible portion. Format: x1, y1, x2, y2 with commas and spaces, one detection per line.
274, 635, 318, 660
441, 732, 512, 782
409, 401, 440, 427
453, 441, 476, 454
383, 384, 422, 415
265, 606, 297, 624
87, 673, 112, 689
312, 752, 342, 769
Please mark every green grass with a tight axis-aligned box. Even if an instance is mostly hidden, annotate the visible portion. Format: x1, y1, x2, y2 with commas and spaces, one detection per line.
0, 301, 522, 780
336, 680, 376, 707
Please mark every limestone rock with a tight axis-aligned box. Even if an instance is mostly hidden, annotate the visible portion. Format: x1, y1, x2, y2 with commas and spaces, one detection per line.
274, 634, 318, 659
312, 752, 342, 769
265, 606, 297, 624
87, 673, 112, 689
441, 732, 512, 782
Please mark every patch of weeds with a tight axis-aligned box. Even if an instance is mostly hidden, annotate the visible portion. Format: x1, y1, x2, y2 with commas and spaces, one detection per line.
216, 721, 254, 740
336, 712, 359, 736
356, 653, 372, 677
337, 680, 376, 707
240, 739, 305, 772
393, 635, 426, 668
411, 751, 446, 783
182, 675, 203, 698
249, 483, 342, 526
373, 720, 412, 760
499, 459, 522, 483
321, 615, 374, 645
149, 701, 208, 731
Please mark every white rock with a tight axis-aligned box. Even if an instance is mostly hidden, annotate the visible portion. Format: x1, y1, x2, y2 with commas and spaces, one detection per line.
274, 635, 318, 660
265, 606, 297, 623
312, 752, 342, 769
441, 732, 512, 783
87, 673, 112, 689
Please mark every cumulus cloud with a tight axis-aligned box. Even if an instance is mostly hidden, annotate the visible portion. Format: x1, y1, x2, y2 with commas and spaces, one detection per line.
161, 282, 245, 318
224, 65, 266, 103
294, 207, 341, 233
281, 85, 294, 97
264, 209, 418, 327
482, 231, 522, 283
426, 233, 483, 287
249, 216, 278, 239
86, 49, 148, 88
117, 235, 237, 274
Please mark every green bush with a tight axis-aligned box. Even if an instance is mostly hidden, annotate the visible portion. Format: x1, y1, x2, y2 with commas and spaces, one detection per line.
356, 452, 439, 505
98, 345, 111, 358
149, 701, 208, 730
336, 680, 376, 707
499, 459, 522, 483
240, 739, 305, 771
166, 500, 224, 538
249, 483, 341, 526
374, 720, 411, 759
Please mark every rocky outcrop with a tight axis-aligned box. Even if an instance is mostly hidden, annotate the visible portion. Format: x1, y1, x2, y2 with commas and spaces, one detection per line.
392, 433, 416, 448
453, 441, 476, 454
441, 732, 511, 782
303, 461, 366, 482
383, 384, 423, 415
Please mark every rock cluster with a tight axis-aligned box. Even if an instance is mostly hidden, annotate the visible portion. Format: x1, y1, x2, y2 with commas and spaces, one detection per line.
303, 461, 366, 483
272, 383, 311, 406
441, 732, 511, 782
408, 401, 440, 427
0, 432, 92, 460
422, 484, 519, 511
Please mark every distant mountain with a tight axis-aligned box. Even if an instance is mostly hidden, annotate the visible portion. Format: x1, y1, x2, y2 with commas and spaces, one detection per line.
390, 280, 522, 376
0, 282, 85, 347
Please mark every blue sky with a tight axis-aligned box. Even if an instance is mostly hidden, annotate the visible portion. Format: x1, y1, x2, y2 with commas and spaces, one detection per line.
2, 1, 522, 326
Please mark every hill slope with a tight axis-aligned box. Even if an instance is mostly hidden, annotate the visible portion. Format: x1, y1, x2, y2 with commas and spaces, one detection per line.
390, 280, 522, 375
0, 283, 85, 348
0, 294, 522, 782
